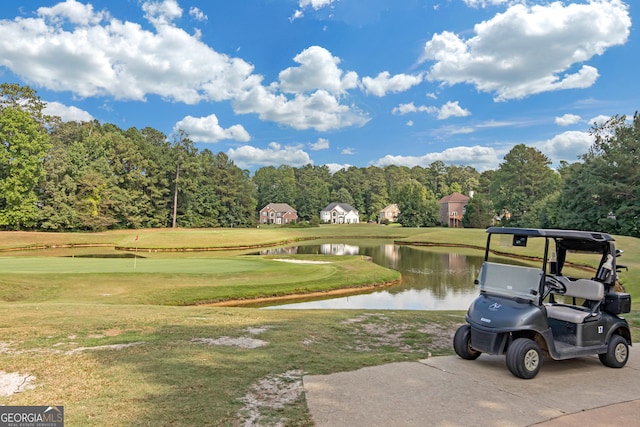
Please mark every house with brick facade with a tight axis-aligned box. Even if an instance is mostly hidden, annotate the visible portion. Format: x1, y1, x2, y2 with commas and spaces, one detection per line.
379, 204, 400, 223
259, 203, 298, 225
438, 192, 470, 228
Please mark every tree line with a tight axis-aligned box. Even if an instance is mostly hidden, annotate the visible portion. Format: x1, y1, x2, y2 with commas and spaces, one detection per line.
1, 83, 639, 236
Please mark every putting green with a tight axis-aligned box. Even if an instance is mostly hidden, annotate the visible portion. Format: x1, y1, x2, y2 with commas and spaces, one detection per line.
0, 256, 269, 274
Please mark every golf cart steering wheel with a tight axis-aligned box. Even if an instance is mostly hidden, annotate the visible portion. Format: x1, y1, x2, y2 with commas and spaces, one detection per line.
545, 276, 566, 294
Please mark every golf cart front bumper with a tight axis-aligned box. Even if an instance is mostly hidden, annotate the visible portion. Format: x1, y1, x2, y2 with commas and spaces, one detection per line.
467, 322, 510, 354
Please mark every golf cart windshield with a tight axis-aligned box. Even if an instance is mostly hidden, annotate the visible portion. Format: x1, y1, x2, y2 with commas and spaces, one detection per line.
477, 262, 544, 304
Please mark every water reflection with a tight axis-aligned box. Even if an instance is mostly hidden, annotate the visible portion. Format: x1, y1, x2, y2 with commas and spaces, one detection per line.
263, 242, 484, 310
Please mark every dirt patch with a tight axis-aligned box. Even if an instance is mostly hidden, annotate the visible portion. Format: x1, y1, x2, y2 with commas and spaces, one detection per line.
0, 371, 36, 397
65, 342, 145, 355
192, 337, 268, 349
416, 322, 462, 350
341, 313, 456, 353
0, 341, 14, 353
237, 370, 304, 426
245, 326, 271, 335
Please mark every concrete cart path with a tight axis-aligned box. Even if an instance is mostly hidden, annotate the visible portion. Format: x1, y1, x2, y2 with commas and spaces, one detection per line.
304, 347, 639, 427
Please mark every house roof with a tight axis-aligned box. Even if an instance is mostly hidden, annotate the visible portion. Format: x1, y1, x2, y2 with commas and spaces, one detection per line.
322, 202, 358, 213
380, 203, 399, 212
262, 203, 296, 212
438, 192, 470, 204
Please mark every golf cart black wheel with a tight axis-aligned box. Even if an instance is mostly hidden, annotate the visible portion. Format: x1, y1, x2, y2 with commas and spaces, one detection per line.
599, 335, 629, 368
453, 325, 481, 360
506, 338, 542, 379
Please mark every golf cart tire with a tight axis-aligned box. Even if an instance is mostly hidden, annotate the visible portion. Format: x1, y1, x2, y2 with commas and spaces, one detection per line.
453, 325, 481, 360
506, 338, 542, 379
599, 335, 629, 368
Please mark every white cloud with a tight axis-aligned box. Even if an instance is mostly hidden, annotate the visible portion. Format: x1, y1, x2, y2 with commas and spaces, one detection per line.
279, 46, 358, 95
421, 1, 631, 100
406, 120, 414, 127
36, 0, 109, 25
174, 114, 250, 143
227, 142, 312, 169
44, 101, 94, 122
463, 0, 511, 8
0, 0, 256, 104
309, 138, 330, 151
589, 115, 612, 127
233, 45, 369, 131
142, 0, 183, 26
536, 131, 594, 164
341, 148, 355, 155
299, 0, 335, 11
233, 86, 369, 131
374, 146, 500, 171
189, 7, 207, 21
392, 101, 469, 120
325, 163, 352, 174
362, 71, 423, 97
555, 114, 582, 126
437, 101, 471, 119
0, 2, 369, 133
289, 10, 304, 22
449, 127, 475, 135
392, 102, 432, 115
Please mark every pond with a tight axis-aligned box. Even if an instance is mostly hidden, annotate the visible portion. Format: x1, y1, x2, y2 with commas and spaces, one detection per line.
260, 241, 485, 310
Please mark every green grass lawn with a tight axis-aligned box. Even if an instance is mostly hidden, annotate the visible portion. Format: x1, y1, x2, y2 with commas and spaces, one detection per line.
0, 254, 399, 305
0, 224, 638, 426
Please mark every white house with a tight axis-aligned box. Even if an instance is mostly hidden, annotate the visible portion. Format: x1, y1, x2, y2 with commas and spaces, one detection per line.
320, 203, 360, 224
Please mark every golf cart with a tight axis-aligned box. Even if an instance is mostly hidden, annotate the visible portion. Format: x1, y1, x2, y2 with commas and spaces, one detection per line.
454, 227, 632, 379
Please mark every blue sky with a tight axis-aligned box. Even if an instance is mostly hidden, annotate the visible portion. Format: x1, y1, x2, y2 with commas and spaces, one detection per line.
0, 0, 636, 173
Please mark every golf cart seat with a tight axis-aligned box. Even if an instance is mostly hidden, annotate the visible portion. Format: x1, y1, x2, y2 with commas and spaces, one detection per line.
546, 277, 604, 323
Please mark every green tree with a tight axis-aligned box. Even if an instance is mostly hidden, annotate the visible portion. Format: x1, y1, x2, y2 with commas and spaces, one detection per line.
253, 165, 296, 210
426, 161, 449, 199
331, 187, 354, 207
462, 193, 495, 229
134, 127, 174, 228
0, 83, 51, 125
38, 121, 87, 230
396, 180, 439, 227
0, 107, 51, 229
295, 164, 330, 221
478, 170, 494, 196
182, 151, 255, 228
490, 144, 560, 226
169, 130, 199, 228
363, 166, 388, 221
446, 165, 480, 196
330, 167, 364, 212
384, 165, 411, 201
557, 114, 640, 236
520, 191, 561, 229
